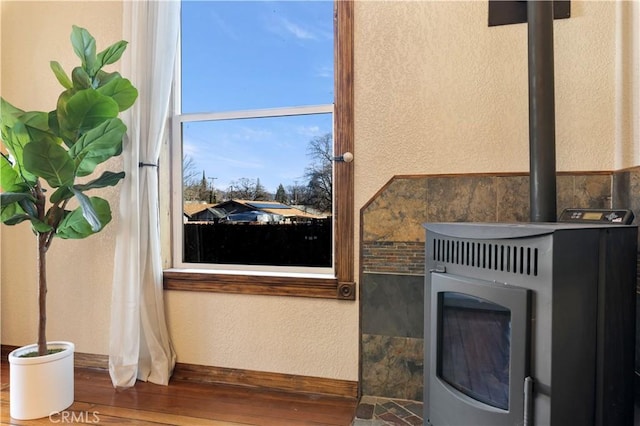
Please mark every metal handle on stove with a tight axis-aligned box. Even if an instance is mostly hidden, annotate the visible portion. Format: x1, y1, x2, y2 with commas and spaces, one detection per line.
524, 376, 534, 426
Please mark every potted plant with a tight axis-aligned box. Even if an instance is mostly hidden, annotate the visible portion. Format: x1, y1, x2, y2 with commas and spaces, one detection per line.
0, 26, 137, 420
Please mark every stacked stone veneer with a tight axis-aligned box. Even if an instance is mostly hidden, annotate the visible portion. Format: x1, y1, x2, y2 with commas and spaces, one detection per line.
360, 169, 640, 402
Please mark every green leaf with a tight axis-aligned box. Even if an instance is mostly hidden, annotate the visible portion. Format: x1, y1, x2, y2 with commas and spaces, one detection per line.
76, 170, 125, 191
69, 117, 125, 158
2, 213, 30, 226
57, 89, 119, 143
71, 25, 97, 76
0, 192, 35, 206
69, 118, 126, 176
70, 187, 101, 232
97, 40, 127, 68
50, 61, 73, 89
0, 156, 29, 192
20, 111, 50, 132
48, 109, 62, 142
56, 196, 111, 239
20, 111, 58, 145
0, 122, 38, 185
0, 103, 57, 175
0, 199, 28, 225
71, 67, 92, 90
18, 197, 38, 218
0, 158, 19, 191
94, 71, 122, 89
1, 102, 57, 155
0, 98, 24, 128
50, 186, 73, 204
23, 139, 75, 188
1, 99, 29, 158
50, 171, 124, 204
30, 217, 52, 233
96, 77, 138, 112
0, 193, 39, 227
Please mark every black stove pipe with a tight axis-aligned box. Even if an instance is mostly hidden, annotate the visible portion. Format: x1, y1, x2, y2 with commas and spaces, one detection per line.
527, 1, 557, 222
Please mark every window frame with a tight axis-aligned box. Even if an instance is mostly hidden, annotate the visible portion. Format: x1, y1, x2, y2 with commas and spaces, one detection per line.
172, 105, 335, 276
163, 0, 354, 300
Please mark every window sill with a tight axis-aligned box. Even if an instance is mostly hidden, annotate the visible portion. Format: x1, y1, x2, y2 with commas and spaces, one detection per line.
163, 269, 356, 300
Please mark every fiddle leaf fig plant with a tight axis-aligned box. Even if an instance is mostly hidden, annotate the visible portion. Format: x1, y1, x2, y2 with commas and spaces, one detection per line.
0, 26, 137, 356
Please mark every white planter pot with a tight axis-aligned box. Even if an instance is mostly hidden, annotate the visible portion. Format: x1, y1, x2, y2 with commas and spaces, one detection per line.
8, 341, 75, 420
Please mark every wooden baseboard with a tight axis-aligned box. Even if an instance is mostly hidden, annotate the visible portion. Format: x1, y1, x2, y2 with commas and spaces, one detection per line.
1, 344, 357, 399
171, 362, 357, 398
75, 351, 109, 369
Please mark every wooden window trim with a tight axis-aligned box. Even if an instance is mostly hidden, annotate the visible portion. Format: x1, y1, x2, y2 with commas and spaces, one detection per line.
164, 0, 354, 300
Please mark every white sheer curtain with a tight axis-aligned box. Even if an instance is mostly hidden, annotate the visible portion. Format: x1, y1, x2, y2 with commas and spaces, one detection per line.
109, 0, 180, 388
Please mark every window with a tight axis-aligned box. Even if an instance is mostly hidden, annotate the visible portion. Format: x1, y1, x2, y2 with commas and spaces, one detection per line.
165, 1, 354, 299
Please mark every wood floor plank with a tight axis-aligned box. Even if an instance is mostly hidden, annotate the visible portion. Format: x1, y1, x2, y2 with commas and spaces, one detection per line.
64, 401, 251, 426
74, 377, 351, 424
1, 363, 356, 426
113, 372, 348, 421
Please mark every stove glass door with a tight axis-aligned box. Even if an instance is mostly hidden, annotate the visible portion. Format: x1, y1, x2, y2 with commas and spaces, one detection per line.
439, 292, 511, 410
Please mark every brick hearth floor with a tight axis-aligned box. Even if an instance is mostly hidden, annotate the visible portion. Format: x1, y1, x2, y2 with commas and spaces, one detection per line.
352, 396, 423, 425
354, 397, 640, 425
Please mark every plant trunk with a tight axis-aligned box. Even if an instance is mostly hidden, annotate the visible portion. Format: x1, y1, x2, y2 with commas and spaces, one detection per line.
37, 232, 48, 356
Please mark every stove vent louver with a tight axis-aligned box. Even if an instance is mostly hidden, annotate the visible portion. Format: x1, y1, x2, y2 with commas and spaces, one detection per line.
432, 237, 539, 276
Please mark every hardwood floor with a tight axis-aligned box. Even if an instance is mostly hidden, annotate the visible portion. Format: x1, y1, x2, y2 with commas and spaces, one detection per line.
1, 363, 357, 425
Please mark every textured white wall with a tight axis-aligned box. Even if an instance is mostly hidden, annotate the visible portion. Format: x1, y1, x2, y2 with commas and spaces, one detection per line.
165, 291, 357, 379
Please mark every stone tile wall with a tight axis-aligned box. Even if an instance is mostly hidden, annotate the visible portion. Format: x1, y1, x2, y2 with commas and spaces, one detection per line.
360, 168, 640, 402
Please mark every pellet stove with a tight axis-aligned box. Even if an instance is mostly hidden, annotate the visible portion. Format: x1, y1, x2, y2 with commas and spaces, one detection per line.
424, 221, 637, 425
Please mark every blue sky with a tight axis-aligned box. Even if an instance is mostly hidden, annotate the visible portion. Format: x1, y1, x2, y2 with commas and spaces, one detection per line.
180, 0, 334, 195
